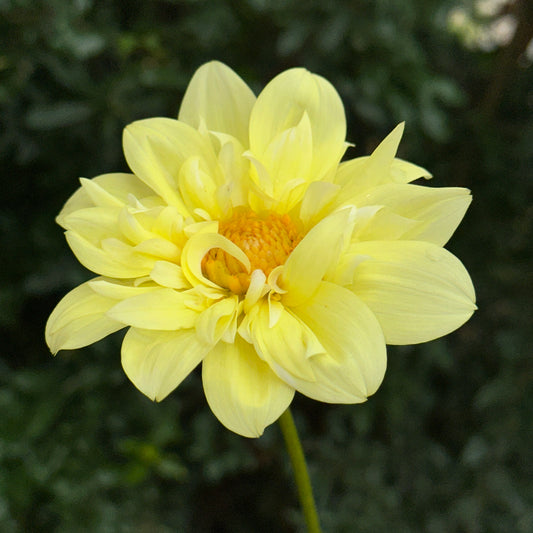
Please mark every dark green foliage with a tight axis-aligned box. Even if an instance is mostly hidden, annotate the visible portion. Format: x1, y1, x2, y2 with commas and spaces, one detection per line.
1, 1, 532, 531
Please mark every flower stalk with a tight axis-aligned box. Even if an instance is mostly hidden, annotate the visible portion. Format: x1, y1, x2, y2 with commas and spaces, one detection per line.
278, 408, 322, 533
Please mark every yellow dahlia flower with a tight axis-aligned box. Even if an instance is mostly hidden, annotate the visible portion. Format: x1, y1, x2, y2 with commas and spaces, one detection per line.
45, 61, 476, 438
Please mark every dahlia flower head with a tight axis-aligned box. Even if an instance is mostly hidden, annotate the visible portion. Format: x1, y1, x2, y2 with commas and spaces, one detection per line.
46, 61, 476, 437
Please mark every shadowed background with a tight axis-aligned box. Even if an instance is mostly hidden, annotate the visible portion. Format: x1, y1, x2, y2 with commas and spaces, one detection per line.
1, 1, 532, 531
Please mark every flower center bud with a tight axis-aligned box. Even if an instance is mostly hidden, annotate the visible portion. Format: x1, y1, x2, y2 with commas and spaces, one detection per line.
202, 209, 302, 294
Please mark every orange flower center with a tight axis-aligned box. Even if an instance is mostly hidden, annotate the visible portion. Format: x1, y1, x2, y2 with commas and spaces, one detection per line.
202, 209, 302, 294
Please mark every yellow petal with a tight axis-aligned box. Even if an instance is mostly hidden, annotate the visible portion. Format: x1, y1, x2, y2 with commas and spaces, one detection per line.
249, 68, 346, 182
106, 288, 200, 330
291, 282, 386, 401
117, 208, 154, 245
61, 207, 122, 243
214, 133, 250, 208
177, 156, 220, 217
298, 180, 340, 229
151, 206, 185, 243
390, 158, 432, 183
133, 238, 180, 262
282, 207, 354, 306
65, 232, 155, 278
122, 327, 210, 401
261, 111, 313, 192
202, 336, 294, 437
181, 230, 250, 289
195, 295, 240, 345
244, 299, 324, 382
123, 118, 221, 210
333, 123, 433, 208
178, 61, 256, 147
150, 261, 190, 289
351, 240, 476, 344
88, 278, 159, 299
45, 281, 124, 354
57, 173, 155, 225
354, 184, 472, 246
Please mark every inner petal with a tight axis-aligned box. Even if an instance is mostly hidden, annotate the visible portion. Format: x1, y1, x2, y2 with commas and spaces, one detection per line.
202, 208, 302, 294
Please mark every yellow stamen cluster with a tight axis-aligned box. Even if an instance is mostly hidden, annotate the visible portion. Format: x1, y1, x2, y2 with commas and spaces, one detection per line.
202, 209, 302, 294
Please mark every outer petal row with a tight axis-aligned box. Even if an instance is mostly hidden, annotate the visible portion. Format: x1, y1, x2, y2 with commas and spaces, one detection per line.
178, 61, 256, 148
351, 240, 476, 344
352, 184, 472, 246
122, 327, 211, 401
202, 336, 294, 438
45, 281, 125, 354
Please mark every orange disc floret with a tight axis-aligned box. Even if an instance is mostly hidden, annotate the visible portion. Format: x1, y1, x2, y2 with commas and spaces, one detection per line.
202, 209, 302, 294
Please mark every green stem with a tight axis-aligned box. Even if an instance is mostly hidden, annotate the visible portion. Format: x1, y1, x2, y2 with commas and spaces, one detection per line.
278, 408, 322, 533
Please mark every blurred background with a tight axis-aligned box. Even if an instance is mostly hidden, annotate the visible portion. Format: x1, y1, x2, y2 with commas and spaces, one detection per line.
1, 0, 532, 531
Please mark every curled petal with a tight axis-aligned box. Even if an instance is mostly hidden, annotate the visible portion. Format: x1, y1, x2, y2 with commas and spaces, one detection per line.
202, 336, 294, 438
181, 231, 250, 289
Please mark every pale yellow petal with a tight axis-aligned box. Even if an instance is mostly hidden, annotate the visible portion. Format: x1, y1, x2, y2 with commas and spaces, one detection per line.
177, 156, 220, 217
351, 240, 476, 344
298, 180, 340, 229
390, 158, 432, 183
45, 281, 124, 354
181, 231, 250, 289
65, 232, 155, 278
195, 295, 240, 345
214, 133, 250, 208
350, 207, 417, 242
202, 336, 294, 437
122, 327, 210, 401
117, 208, 154, 245
178, 61, 256, 147
123, 118, 222, 210
61, 207, 122, 243
291, 282, 386, 401
57, 173, 155, 225
353, 184, 472, 246
281, 207, 354, 306
333, 123, 432, 207
88, 278, 159, 299
106, 288, 200, 330
150, 261, 190, 289
261, 111, 313, 189
245, 299, 325, 382
133, 238, 180, 262
249, 68, 346, 182
151, 206, 186, 243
